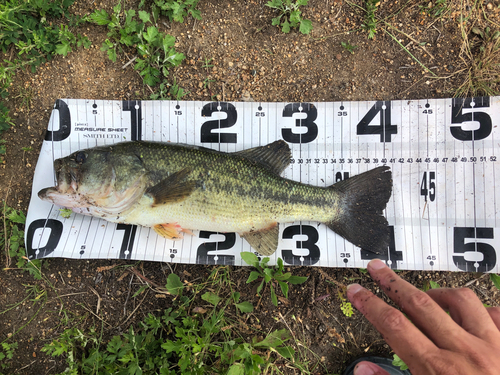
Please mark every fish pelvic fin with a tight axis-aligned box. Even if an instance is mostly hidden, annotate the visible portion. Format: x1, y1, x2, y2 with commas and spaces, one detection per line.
153, 223, 193, 240
146, 167, 196, 207
240, 223, 279, 256
326, 166, 392, 254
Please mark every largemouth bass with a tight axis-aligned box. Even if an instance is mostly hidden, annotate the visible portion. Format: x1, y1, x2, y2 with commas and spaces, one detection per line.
38, 140, 392, 255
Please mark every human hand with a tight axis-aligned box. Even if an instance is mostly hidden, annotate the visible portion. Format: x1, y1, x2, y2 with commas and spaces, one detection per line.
347, 259, 500, 375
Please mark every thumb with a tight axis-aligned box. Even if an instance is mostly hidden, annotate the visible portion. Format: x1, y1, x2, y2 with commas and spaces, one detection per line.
354, 361, 391, 375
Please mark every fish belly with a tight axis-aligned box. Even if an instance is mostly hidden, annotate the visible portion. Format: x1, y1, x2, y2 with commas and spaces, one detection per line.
115, 186, 336, 234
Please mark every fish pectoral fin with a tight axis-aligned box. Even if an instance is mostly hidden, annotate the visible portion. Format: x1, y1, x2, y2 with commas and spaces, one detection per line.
234, 140, 291, 176
240, 224, 279, 256
153, 223, 187, 240
146, 167, 196, 206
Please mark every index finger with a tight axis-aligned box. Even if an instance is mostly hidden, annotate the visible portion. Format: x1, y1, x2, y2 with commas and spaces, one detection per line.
347, 282, 437, 374
361, 259, 469, 351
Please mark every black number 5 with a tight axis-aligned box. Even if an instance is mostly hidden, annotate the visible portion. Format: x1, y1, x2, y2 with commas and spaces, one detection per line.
450, 97, 492, 141
453, 227, 496, 272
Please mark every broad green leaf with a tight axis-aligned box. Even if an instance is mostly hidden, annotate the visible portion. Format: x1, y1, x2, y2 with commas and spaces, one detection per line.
277, 257, 284, 273
287, 275, 308, 284
144, 26, 159, 43
276, 345, 295, 358
227, 363, 245, 375
232, 291, 241, 302
490, 274, 500, 290
138, 10, 151, 23
166, 273, 184, 295
270, 285, 278, 306
392, 354, 409, 371
202, 291, 221, 306
263, 268, 273, 283
246, 271, 261, 283
7, 210, 26, 224
241, 251, 259, 266
55, 42, 71, 56
256, 280, 265, 295
132, 284, 148, 298
271, 16, 282, 26
297, 0, 309, 5
107, 48, 117, 62
90, 9, 110, 25
289, 10, 301, 26
278, 280, 288, 299
429, 280, 440, 289
255, 329, 289, 348
281, 19, 291, 33
235, 301, 254, 313
299, 19, 313, 34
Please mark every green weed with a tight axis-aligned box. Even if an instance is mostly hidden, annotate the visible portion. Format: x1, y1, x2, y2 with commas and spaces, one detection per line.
456, 26, 500, 97
490, 274, 500, 290
150, 77, 189, 100
0, 0, 91, 149
0, 342, 18, 373
266, 0, 313, 34
241, 252, 308, 307
90, 4, 185, 87
1, 202, 41, 279
336, 286, 354, 317
150, 0, 202, 23
392, 354, 409, 371
43, 269, 303, 374
362, 0, 380, 39
419, 0, 450, 18
341, 41, 357, 54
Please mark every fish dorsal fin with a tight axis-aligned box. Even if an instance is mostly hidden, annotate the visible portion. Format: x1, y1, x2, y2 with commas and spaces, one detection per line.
146, 168, 196, 206
240, 224, 279, 256
234, 140, 291, 175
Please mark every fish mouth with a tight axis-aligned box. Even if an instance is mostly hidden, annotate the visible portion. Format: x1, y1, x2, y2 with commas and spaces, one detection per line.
37, 159, 80, 205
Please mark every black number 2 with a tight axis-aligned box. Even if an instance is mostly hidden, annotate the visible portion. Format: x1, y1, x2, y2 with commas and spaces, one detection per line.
196, 232, 236, 265
200, 102, 237, 143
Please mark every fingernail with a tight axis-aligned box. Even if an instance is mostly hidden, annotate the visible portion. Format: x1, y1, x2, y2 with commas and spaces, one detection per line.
368, 259, 387, 270
354, 362, 377, 375
347, 283, 363, 296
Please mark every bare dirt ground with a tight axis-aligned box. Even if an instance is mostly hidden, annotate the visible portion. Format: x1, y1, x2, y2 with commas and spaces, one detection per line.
1, 0, 500, 374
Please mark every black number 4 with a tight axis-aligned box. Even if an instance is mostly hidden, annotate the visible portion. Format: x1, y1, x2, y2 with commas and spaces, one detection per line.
356, 101, 397, 142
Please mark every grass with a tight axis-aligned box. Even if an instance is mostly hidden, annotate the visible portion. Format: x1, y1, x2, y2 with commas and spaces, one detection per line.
42, 267, 313, 374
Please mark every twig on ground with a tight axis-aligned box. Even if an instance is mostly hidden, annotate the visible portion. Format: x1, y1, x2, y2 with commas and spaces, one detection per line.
120, 289, 149, 327
123, 273, 134, 316
89, 286, 101, 315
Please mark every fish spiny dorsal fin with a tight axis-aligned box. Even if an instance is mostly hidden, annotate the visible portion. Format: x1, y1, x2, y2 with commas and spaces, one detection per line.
146, 167, 196, 206
240, 224, 279, 256
234, 140, 291, 175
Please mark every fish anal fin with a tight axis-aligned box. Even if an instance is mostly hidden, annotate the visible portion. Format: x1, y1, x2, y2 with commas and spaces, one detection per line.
146, 168, 196, 206
153, 223, 187, 240
240, 223, 279, 256
234, 140, 291, 175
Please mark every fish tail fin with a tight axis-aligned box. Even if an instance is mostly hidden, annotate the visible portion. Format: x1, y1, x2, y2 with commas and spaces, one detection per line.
325, 166, 392, 254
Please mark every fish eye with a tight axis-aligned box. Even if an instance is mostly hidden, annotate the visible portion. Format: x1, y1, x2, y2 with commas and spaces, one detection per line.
75, 152, 87, 164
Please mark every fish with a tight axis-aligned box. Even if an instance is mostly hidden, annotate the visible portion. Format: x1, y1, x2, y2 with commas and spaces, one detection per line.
38, 140, 393, 255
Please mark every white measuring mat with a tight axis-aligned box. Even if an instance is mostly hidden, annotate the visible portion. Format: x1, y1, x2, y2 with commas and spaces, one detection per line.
26, 98, 500, 272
